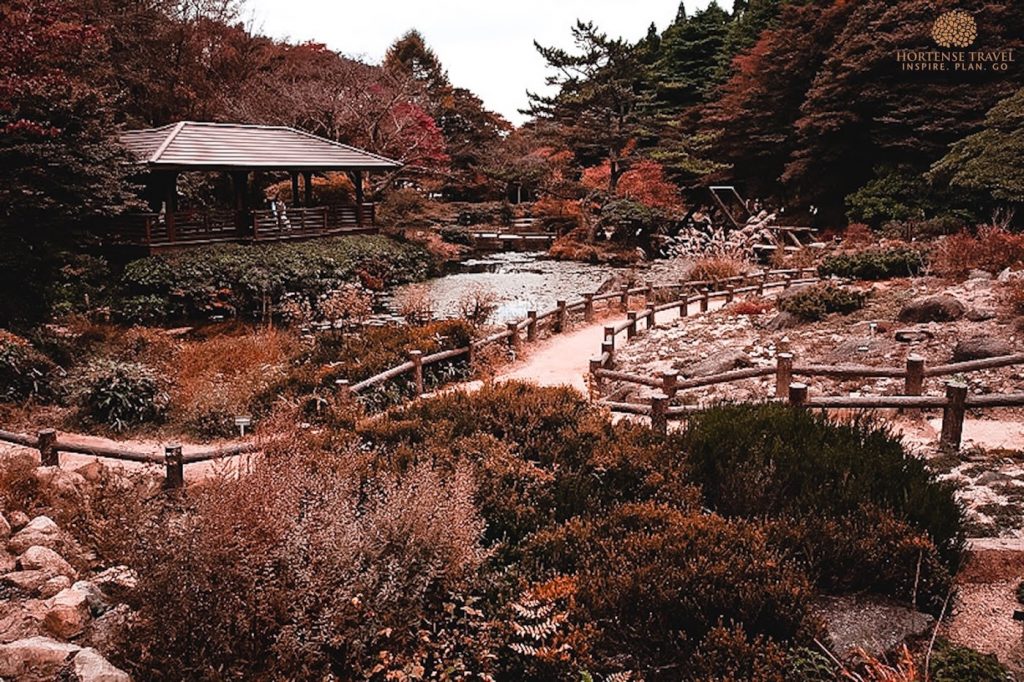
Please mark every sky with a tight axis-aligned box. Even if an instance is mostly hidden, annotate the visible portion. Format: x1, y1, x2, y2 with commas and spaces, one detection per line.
243, 0, 733, 126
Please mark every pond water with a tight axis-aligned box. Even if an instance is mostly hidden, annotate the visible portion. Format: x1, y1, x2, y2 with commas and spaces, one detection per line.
384, 251, 693, 324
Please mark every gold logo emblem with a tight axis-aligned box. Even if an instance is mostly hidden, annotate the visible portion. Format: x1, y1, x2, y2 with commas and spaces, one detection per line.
932, 10, 977, 48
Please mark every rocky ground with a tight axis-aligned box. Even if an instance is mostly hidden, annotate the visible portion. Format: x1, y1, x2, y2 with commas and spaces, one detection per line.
610, 271, 1024, 538
0, 456, 139, 681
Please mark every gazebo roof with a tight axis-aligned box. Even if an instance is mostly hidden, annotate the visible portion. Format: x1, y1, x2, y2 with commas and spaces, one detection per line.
119, 121, 401, 172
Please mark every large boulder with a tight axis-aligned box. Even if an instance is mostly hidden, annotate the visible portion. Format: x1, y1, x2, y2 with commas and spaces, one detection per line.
2, 570, 52, 595
39, 575, 72, 599
0, 636, 81, 681
42, 585, 92, 639
18, 546, 75, 579
765, 311, 802, 330
0, 600, 46, 644
8, 516, 61, 554
679, 349, 752, 378
813, 596, 934, 660
32, 467, 87, 498
72, 647, 131, 682
952, 336, 1015, 362
897, 294, 966, 323
91, 566, 138, 603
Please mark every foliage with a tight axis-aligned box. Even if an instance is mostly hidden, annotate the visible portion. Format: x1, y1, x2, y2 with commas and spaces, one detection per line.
931, 88, 1024, 205
819, 247, 926, 281
0, 333, 55, 402
846, 166, 962, 228
687, 256, 746, 282
931, 227, 1024, 280
777, 283, 867, 321
120, 235, 435, 321
70, 358, 168, 431
377, 188, 432, 227
928, 640, 1013, 682
583, 159, 684, 212
533, 197, 583, 235
680, 404, 964, 583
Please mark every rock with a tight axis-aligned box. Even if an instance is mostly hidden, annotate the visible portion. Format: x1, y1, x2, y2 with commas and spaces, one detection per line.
975, 471, 1009, 486
0, 599, 45, 644
2, 570, 51, 594
966, 307, 997, 322
681, 349, 752, 378
952, 336, 1015, 362
32, 467, 87, 497
73, 461, 106, 483
0, 512, 10, 540
897, 294, 966, 324
8, 516, 60, 554
765, 311, 802, 331
72, 647, 131, 682
82, 605, 128, 653
42, 586, 92, 639
0, 636, 81, 681
18, 546, 75, 579
998, 268, 1024, 283
8, 511, 30, 532
0, 552, 14, 574
39, 575, 72, 599
91, 566, 137, 602
812, 596, 934, 660
72, 581, 110, 615
968, 269, 994, 280
894, 328, 935, 344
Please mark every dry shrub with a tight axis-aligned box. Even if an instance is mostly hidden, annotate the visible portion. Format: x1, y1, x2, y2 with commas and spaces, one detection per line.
394, 284, 435, 324
687, 256, 746, 282
931, 226, 1024, 280
118, 445, 487, 680
841, 646, 917, 682
169, 328, 299, 437
770, 245, 819, 271
456, 289, 498, 327
548, 234, 642, 265
729, 296, 774, 316
843, 223, 875, 247
533, 196, 583, 235
318, 284, 372, 330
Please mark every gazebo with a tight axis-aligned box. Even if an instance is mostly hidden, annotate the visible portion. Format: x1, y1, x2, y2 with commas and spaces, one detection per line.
113, 121, 401, 251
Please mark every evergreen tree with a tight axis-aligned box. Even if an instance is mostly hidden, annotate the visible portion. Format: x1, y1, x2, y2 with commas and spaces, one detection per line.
712, 0, 785, 85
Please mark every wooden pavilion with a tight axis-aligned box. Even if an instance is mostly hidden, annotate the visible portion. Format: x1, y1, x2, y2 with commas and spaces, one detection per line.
112, 121, 401, 251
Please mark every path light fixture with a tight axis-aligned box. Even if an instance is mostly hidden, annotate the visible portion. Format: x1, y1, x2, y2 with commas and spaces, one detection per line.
234, 416, 252, 437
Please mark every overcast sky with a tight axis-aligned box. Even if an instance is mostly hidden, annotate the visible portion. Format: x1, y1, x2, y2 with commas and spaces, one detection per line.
243, 0, 733, 126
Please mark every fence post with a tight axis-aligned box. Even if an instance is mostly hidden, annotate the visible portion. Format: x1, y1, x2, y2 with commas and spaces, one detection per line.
526, 311, 538, 342
725, 286, 735, 304
646, 302, 658, 329
601, 340, 615, 368
940, 381, 969, 450
679, 295, 689, 318
645, 284, 655, 303
700, 287, 710, 313
775, 353, 794, 398
784, 274, 793, 290
583, 294, 594, 323
650, 393, 669, 435
163, 444, 184, 490
466, 342, 476, 366
408, 350, 424, 396
904, 354, 925, 417
627, 312, 638, 339
590, 358, 604, 394
37, 429, 58, 467
619, 284, 630, 312
603, 326, 616, 350
555, 300, 567, 333
788, 382, 808, 407
661, 370, 679, 399
506, 322, 520, 354
757, 273, 766, 296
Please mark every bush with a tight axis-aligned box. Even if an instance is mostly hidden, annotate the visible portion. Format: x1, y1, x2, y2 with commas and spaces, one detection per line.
119, 235, 436, 321
113, 294, 170, 325
687, 256, 747, 282
929, 640, 1013, 682
377, 188, 431, 227
71, 359, 168, 430
0, 333, 55, 402
680, 404, 964, 585
819, 246, 926, 280
777, 283, 867, 321
533, 196, 582, 235
932, 226, 1024, 280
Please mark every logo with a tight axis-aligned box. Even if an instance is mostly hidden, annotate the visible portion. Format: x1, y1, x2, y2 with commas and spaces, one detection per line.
932, 10, 977, 49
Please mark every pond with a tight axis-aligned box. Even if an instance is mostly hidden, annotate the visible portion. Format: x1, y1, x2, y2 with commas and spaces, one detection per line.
384, 251, 694, 324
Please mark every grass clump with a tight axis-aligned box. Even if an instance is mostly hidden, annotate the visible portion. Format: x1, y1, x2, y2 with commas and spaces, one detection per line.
932, 226, 1024, 280
778, 283, 867, 321
929, 640, 1013, 681
69, 358, 168, 431
819, 246, 925, 280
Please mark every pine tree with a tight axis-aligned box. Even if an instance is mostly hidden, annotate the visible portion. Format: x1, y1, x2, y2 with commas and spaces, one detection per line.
649, 1, 731, 111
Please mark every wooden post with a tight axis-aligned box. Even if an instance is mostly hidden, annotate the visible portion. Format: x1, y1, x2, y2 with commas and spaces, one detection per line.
661, 370, 679, 399
290, 172, 300, 208
583, 294, 594, 323
788, 382, 808, 407
783, 274, 793, 290
725, 286, 735, 304
700, 288, 710, 313
601, 340, 615, 368
506, 322, 520, 354
163, 445, 184, 490
526, 311, 538, 342
555, 300, 567, 333
354, 170, 365, 225
590, 357, 604, 394
37, 429, 58, 467
679, 296, 689, 318
620, 284, 630, 312
645, 284, 654, 303
775, 353, 794, 399
466, 342, 475, 366
604, 326, 616, 350
940, 381, 969, 450
650, 393, 669, 435
757, 275, 765, 296
408, 350, 424, 396
627, 312, 638, 339
904, 354, 925, 417
302, 171, 313, 207
646, 302, 658, 329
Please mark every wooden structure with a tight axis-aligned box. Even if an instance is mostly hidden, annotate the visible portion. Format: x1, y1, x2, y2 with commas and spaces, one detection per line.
111, 121, 400, 251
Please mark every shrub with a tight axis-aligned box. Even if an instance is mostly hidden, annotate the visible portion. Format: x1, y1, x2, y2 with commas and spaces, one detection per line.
680, 404, 964, 577
113, 294, 170, 325
71, 359, 168, 430
533, 196, 582, 235
931, 226, 1024, 280
687, 256, 746, 282
1000, 279, 1024, 317
729, 297, 774, 316
377, 187, 432, 227
929, 640, 1012, 682
819, 246, 926, 280
777, 283, 867, 321
0, 333, 55, 402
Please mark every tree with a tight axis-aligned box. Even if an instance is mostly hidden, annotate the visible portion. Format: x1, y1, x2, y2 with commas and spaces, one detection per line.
0, 0, 138, 237
647, 1, 731, 113
526, 21, 651, 193
930, 88, 1024, 206
711, 0, 785, 85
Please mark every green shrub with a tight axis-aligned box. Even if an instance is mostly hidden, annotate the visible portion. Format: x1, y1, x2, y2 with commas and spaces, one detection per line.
929, 640, 1013, 682
819, 247, 926, 280
119, 235, 436, 321
0, 335, 55, 402
778, 283, 867, 321
680, 404, 964, 598
71, 359, 168, 430
114, 294, 170, 325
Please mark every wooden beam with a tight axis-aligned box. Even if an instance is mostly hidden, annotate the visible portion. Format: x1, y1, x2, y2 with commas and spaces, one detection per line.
302, 171, 313, 207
